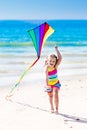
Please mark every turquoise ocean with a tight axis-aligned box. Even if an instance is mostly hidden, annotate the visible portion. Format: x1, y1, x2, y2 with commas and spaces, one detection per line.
0, 20, 87, 87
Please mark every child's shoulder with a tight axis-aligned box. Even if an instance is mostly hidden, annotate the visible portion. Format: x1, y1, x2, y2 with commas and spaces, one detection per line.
44, 65, 48, 72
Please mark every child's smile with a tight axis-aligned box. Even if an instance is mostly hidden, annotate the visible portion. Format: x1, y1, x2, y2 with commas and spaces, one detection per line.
48, 57, 56, 68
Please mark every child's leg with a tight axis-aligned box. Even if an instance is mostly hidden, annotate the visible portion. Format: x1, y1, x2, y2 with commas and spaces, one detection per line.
47, 92, 54, 112
53, 87, 59, 113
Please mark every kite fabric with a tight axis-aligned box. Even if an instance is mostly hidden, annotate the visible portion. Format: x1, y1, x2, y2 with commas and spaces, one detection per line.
6, 22, 55, 98
28, 22, 55, 58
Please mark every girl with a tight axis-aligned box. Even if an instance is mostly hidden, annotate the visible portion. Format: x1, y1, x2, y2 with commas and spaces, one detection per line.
45, 46, 62, 114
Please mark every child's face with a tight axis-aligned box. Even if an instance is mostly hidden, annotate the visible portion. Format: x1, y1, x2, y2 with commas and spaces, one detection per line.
48, 56, 56, 68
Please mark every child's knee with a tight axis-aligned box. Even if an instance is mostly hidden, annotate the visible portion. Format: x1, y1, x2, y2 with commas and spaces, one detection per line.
53, 89, 58, 95
48, 92, 53, 97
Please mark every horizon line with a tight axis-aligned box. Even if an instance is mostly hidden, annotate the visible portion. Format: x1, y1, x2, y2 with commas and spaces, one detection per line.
0, 19, 87, 21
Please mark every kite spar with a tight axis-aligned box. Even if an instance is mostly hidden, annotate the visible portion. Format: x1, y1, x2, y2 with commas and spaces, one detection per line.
6, 22, 55, 98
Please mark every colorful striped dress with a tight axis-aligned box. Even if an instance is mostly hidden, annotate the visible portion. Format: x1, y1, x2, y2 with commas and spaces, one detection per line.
48, 67, 61, 88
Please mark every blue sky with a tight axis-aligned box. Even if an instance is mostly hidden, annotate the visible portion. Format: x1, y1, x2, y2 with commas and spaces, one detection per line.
0, 0, 87, 20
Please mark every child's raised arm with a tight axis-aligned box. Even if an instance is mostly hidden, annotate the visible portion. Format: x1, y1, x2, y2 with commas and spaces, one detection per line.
55, 46, 62, 68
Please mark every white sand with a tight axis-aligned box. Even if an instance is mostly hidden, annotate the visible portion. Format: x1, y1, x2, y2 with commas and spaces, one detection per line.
0, 46, 87, 130
0, 74, 87, 130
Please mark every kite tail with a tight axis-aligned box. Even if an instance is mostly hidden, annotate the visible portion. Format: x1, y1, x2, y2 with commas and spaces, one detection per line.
6, 57, 39, 99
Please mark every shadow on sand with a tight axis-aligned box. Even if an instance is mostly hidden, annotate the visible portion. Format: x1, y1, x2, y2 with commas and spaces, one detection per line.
8, 99, 87, 124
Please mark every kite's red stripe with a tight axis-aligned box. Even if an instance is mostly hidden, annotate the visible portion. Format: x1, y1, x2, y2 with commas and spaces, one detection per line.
44, 23, 49, 34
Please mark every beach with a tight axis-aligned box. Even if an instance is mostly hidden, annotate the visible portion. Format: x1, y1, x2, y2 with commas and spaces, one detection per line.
0, 20, 87, 130
0, 46, 87, 130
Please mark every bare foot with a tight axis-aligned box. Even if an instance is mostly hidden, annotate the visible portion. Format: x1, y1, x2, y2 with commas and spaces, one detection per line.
51, 109, 54, 113
55, 110, 59, 114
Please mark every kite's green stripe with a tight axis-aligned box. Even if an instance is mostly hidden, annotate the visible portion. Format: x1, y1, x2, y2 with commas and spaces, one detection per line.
28, 30, 38, 56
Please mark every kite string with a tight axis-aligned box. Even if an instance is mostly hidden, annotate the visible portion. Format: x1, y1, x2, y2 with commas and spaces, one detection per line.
9, 57, 39, 94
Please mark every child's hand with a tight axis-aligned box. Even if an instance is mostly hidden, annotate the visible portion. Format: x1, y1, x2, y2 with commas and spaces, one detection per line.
55, 45, 58, 50
44, 86, 52, 92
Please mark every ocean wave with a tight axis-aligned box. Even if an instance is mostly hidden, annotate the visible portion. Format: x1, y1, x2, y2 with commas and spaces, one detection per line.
0, 41, 87, 48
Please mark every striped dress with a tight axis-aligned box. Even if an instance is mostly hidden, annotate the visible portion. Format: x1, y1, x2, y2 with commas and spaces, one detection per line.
48, 67, 61, 88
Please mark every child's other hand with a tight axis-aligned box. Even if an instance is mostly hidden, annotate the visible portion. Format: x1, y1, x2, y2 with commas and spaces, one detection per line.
44, 86, 52, 92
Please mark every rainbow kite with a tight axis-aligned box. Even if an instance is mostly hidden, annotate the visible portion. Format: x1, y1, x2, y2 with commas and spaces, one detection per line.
6, 22, 55, 98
